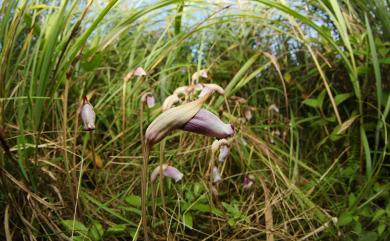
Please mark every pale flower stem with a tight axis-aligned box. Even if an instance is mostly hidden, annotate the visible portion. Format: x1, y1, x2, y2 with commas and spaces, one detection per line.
140, 102, 149, 241
159, 141, 170, 236
224, 96, 231, 115
151, 180, 156, 225
141, 144, 149, 241
90, 132, 97, 177
121, 77, 128, 152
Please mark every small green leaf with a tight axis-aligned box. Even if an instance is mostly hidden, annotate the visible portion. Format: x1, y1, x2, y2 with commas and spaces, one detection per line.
106, 224, 127, 235
183, 213, 193, 229
372, 209, 385, 222
303, 98, 321, 108
348, 193, 356, 207
89, 222, 104, 241
377, 222, 386, 235
335, 93, 353, 106
125, 195, 141, 207
357, 231, 378, 241
338, 212, 353, 226
61, 220, 88, 233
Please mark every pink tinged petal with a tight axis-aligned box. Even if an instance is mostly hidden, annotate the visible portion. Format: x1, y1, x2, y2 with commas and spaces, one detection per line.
212, 167, 222, 183
218, 145, 229, 163
80, 102, 95, 131
164, 166, 184, 182
191, 69, 208, 81
181, 109, 234, 139
133, 67, 147, 76
150, 164, 183, 183
146, 95, 155, 108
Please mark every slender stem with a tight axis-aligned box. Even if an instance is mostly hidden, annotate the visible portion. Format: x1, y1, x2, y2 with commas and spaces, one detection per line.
159, 141, 169, 236
62, 78, 76, 207
141, 99, 149, 241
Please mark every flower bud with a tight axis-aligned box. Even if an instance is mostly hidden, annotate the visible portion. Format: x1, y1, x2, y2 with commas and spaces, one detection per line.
141, 92, 155, 108
191, 69, 208, 81
80, 97, 95, 131
212, 166, 222, 183
162, 94, 180, 111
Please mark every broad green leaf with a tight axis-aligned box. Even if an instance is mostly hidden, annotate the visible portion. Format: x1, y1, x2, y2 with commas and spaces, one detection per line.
89, 222, 104, 241
338, 212, 353, 226
125, 195, 141, 207
61, 219, 88, 233
303, 98, 321, 109
335, 93, 353, 106
183, 213, 193, 229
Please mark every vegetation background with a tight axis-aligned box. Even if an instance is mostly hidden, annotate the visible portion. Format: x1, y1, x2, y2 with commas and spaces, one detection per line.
0, 0, 389, 240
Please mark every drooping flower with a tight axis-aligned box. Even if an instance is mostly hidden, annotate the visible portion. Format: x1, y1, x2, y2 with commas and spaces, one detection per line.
150, 164, 183, 183
80, 97, 96, 131
141, 92, 155, 108
162, 94, 180, 112
198, 83, 225, 98
268, 104, 279, 113
191, 69, 208, 81
181, 109, 234, 139
219, 145, 229, 163
124, 67, 147, 82
133, 67, 147, 76
244, 108, 252, 121
243, 174, 255, 189
212, 139, 230, 163
145, 92, 234, 146
212, 166, 222, 183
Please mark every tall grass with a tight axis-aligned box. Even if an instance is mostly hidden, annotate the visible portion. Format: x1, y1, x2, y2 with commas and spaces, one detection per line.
0, 0, 389, 240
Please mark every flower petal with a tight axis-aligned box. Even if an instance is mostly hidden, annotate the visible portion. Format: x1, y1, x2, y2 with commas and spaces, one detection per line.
218, 145, 229, 163
164, 166, 184, 182
150, 164, 183, 183
133, 67, 147, 76
181, 109, 234, 139
80, 99, 95, 131
146, 93, 212, 146
191, 69, 208, 81
212, 166, 222, 183
146, 95, 155, 108
162, 94, 180, 111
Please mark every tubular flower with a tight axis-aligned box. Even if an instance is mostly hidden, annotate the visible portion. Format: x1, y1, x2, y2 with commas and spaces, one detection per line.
162, 94, 180, 112
212, 139, 230, 163
80, 97, 96, 131
133, 67, 147, 76
191, 69, 208, 81
181, 109, 234, 139
145, 93, 211, 146
243, 174, 255, 189
212, 166, 222, 183
219, 145, 229, 163
141, 92, 155, 108
268, 104, 279, 113
124, 67, 147, 82
150, 164, 183, 183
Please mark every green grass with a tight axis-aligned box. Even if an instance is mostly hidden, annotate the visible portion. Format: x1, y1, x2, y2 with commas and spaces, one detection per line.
0, 0, 389, 240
